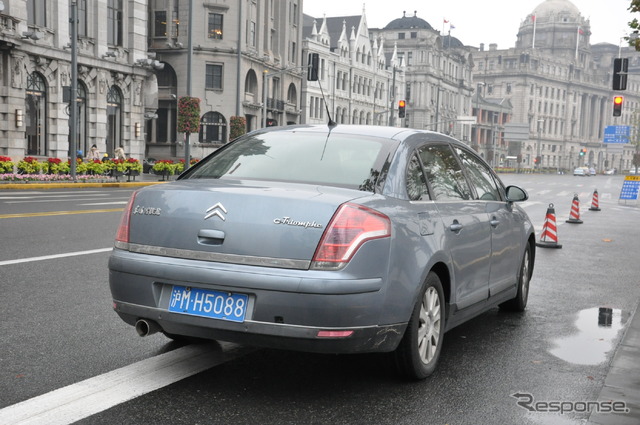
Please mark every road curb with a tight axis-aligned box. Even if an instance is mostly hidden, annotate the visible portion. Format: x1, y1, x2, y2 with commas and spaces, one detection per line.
0, 181, 167, 190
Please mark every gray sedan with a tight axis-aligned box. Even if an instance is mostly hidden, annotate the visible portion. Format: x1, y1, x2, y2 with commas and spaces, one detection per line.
109, 125, 535, 379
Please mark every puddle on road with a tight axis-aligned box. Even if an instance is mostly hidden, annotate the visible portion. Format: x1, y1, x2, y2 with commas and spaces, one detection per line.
549, 307, 626, 365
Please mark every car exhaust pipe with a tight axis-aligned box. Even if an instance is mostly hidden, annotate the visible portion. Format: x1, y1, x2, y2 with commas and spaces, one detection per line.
135, 319, 161, 337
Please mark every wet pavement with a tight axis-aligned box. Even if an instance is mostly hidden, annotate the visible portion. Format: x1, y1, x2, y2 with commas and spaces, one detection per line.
588, 301, 640, 425
2, 172, 639, 423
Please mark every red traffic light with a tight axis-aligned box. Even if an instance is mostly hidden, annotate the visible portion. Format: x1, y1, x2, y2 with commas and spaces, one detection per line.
613, 95, 623, 117
398, 100, 406, 118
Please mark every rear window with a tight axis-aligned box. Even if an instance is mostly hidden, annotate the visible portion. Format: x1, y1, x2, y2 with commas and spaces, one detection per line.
185, 131, 393, 190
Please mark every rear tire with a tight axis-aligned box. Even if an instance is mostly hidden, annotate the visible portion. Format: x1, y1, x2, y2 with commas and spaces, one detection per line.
499, 243, 532, 312
394, 271, 445, 380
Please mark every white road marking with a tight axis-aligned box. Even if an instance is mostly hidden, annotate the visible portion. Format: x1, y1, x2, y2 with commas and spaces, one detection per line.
0, 343, 253, 425
0, 248, 113, 266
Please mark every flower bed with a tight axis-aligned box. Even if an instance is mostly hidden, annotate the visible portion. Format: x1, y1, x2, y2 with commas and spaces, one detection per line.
0, 156, 14, 173
0, 173, 115, 183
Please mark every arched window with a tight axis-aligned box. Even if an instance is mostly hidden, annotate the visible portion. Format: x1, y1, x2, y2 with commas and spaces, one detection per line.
287, 83, 297, 107
199, 111, 227, 144
107, 86, 123, 155
335, 107, 341, 124
352, 109, 358, 124
244, 70, 258, 99
26, 72, 47, 156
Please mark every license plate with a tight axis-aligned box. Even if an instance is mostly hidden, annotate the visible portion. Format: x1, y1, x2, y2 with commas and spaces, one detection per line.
168, 285, 248, 323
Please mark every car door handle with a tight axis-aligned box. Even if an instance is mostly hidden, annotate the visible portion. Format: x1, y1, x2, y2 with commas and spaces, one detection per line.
449, 221, 463, 232
490, 218, 500, 228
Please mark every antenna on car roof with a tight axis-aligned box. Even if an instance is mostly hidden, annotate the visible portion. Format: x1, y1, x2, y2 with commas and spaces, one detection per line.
307, 53, 336, 128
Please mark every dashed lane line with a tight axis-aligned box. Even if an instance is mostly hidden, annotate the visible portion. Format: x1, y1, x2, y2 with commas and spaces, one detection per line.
0, 208, 123, 219
0, 248, 113, 266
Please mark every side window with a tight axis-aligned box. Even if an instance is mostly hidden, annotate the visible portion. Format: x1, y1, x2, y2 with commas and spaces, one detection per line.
418, 144, 472, 201
406, 153, 430, 201
454, 147, 502, 201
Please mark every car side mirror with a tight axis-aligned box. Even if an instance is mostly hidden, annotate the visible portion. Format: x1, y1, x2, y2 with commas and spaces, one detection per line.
505, 185, 528, 203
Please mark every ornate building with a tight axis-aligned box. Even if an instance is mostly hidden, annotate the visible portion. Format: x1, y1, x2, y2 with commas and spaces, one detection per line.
474, 0, 640, 172
148, 0, 304, 159
370, 12, 476, 144
301, 8, 404, 127
0, 0, 153, 161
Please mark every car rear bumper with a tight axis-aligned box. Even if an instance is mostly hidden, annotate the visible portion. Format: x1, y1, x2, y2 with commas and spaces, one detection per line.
113, 301, 405, 353
109, 248, 406, 353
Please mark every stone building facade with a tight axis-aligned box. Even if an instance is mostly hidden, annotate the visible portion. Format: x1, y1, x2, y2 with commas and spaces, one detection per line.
0, 0, 153, 162
474, 0, 640, 172
301, 9, 404, 127
148, 0, 304, 160
370, 12, 476, 145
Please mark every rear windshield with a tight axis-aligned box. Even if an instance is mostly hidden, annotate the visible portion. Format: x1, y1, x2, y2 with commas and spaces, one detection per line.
184, 131, 394, 190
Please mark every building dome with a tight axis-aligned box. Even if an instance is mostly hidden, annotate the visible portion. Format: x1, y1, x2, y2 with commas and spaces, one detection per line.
442, 35, 464, 48
532, 0, 581, 20
384, 11, 433, 31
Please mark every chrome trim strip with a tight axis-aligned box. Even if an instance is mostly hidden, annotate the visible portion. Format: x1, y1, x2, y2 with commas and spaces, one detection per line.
126, 243, 311, 270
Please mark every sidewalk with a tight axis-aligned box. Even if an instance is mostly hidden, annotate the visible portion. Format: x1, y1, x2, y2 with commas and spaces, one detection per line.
588, 300, 640, 424
0, 171, 169, 190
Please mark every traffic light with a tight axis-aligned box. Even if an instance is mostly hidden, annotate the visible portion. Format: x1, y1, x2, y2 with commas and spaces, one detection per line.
613, 95, 623, 117
307, 53, 319, 81
398, 100, 406, 118
613, 58, 628, 90
579, 148, 587, 157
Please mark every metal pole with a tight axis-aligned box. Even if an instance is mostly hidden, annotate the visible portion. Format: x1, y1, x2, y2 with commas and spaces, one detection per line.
435, 87, 441, 132
236, 1, 242, 117
388, 66, 396, 126
184, 0, 193, 170
537, 119, 543, 171
262, 71, 268, 128
70, 1, 78, 180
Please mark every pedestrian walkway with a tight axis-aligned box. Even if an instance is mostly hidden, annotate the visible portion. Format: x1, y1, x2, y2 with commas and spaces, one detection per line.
588, 300, 640, 424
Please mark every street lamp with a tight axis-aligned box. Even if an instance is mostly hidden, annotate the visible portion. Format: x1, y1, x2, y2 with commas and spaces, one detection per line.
434, 86, 444, 132
70, 1, 78, 180
536, 119, 544, 170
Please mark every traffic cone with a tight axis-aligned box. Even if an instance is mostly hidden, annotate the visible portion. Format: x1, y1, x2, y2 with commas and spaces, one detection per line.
589, 189, 601, 211
566, 194, 583, 224
536, 203, 563, 248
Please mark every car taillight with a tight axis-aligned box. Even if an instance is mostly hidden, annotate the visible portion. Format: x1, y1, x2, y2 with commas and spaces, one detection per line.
311, 203, 391, 270
115, 191, 137, 247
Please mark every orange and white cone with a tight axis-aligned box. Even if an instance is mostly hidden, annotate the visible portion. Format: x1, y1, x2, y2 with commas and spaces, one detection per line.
536, 203, 563, 249
566, 194, 583, 224
589, 189, 601, 211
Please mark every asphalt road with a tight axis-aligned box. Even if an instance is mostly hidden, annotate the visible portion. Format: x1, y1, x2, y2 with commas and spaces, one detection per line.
1, 174, 639, 425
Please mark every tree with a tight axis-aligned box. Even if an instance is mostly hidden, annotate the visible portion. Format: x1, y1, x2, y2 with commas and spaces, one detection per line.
628, 0, 640, 49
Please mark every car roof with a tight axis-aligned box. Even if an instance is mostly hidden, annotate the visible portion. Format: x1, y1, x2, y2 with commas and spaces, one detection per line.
251, 124, 462, 147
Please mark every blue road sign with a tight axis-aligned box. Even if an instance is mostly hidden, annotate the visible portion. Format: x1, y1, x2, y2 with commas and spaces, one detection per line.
619, 176, 640, 200
604, 125, 630, 144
